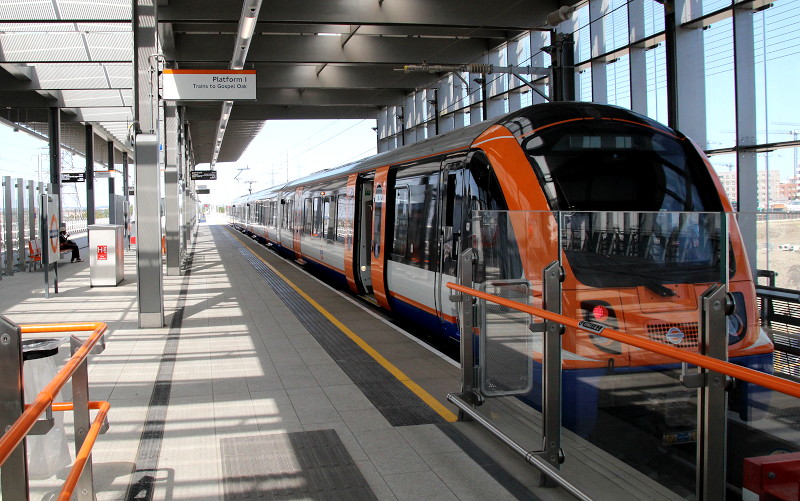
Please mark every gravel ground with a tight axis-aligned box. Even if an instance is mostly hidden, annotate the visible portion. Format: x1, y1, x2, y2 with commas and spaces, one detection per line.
757, 218, 800, 289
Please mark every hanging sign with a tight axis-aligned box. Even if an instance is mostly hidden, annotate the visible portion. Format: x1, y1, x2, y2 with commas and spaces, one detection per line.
162, 69, 257, 101
190, 170, 217, 180
61, 172, 86, 182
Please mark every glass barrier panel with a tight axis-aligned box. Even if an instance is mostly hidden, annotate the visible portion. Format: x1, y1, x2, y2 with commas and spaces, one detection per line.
556, 211, 731, 498
468, 210, 559, 452
728, 209, 798, 500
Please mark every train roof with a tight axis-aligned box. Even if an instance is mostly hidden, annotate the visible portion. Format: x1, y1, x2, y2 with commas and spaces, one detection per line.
232, 116, 496, 204
232, 102, 677, 205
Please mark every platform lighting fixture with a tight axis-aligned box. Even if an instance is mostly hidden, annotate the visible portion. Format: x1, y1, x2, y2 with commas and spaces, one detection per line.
239, 15, 257, 40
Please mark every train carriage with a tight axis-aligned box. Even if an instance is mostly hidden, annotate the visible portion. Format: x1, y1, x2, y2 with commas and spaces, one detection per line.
230, 101, 773, 434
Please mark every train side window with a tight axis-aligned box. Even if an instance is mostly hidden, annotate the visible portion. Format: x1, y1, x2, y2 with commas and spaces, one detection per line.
392, 187, 409, 261
335, 194, 347, 243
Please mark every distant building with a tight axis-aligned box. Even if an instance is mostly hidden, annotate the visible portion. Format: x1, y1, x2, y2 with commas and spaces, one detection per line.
713, 167, 786, 208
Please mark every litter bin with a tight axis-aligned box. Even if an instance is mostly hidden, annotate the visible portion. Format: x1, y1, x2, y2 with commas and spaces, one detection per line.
89, 224, 124, 286
22, 338, 71, 479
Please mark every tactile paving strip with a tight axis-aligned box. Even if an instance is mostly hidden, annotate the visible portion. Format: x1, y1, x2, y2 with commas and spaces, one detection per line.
224, 229, 444, 427
222, 429, 376, 500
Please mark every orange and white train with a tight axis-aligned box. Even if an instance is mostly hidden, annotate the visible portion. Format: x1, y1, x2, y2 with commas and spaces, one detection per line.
230, 102, 773, 432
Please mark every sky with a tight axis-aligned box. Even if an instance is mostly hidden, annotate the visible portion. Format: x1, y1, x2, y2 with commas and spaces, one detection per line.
0, 118, 378, 209
197, 118, 378, 206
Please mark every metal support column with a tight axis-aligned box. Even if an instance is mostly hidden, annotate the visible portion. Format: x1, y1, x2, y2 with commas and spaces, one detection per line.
550, 33, 575, 102
49, 107, 62, 222
15, 178, 24, 272
122, 152, 130, 246
589, 0, 609, 104
696, 284, 729, 500
3, 176, 12, 277
734, 3, 758, 276
85, 125, 95, 226
628, 0, 648, 115
134, 0, 164, 328
0, 316, 29, 500
107, 141, 116, 225
669, 0, 707, 143
165, 104, 181, 276
134, 135, 164, 327
27, 180, 35, 248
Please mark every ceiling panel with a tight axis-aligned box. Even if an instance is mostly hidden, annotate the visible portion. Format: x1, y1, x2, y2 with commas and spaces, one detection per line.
0, 0, 559, 166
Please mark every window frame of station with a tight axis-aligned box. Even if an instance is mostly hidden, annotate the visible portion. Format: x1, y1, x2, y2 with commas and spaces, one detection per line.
300, 184, 347, 242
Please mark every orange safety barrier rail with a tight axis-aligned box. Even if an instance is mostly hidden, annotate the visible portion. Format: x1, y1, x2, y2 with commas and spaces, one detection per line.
52, 401, 111, 501
447, 282, 800, 399
0, 322, 109, 498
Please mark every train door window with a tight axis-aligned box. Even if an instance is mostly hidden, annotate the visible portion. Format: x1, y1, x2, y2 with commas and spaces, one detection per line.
283, 199, 293, 229
335, 194, 347, 243
392, 187, 409, 261
441, 167, 465, 277
321, 196, 331, 240
464, 150, 521, 280
313, 196, 323, 237
395, 162, 440, 271
372, 185, 383, 258
303, 198, 313, 235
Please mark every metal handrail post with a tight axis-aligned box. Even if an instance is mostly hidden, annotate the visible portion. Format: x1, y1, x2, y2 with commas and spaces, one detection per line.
540, 261, 564, 475
70, 335, 95, 501
3, 176, 13, 277
0, 316, 29, 500
456, 248, 477, 397
697, 284, 729, 500
16, 178, 25, 273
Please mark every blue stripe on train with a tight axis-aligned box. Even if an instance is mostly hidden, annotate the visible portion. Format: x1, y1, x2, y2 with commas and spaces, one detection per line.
525, 351, 774, 438
387, 295, 460, 343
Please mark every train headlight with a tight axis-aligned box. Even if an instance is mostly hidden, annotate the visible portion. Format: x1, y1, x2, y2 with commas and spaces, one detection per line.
591, 304, 610, 322
727, 292, 747, 345
581, 300, 622, 355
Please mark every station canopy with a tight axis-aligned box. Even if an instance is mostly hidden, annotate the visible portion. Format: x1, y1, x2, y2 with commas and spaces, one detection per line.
0, 0, 560, 165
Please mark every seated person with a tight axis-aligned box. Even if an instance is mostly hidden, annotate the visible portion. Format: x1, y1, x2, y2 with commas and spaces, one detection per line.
59, 226, 82, 262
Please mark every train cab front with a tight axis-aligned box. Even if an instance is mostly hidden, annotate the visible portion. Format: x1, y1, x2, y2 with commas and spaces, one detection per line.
495, 103, 775, 439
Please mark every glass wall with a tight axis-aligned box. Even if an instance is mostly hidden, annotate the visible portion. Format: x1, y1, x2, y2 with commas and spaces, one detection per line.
375, 0, 800, 290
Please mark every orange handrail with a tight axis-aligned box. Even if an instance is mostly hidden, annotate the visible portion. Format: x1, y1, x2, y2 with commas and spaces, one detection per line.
447, 282, 800, 399
57, 401, 110, 501
0, 321, 107, 467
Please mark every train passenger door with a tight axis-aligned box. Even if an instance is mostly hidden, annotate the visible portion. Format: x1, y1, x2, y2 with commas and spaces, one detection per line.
435, 155, 467, 328
370, 167, 391, 309
355, 173, 374, 294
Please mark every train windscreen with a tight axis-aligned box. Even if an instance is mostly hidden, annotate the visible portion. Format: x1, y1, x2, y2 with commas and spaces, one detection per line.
523, 121, 730, 287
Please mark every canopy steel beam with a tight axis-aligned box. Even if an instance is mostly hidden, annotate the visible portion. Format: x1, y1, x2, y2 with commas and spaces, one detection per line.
158, 0, 557, 29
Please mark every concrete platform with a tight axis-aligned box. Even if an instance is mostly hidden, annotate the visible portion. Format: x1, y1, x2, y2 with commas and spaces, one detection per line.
0, 220, 578, 500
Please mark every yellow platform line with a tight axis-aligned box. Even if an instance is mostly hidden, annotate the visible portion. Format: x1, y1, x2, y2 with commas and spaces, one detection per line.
229, 228, 458, 423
